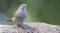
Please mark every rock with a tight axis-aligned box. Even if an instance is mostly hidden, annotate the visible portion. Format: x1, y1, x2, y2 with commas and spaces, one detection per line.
0, 22, 60, 33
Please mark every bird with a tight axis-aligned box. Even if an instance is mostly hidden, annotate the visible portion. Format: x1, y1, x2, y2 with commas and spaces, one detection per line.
7, 4, 35, 31
7, 4, 27, 27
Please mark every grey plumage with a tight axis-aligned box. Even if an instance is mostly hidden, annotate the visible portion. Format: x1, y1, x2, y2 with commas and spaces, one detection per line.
7, 4, 27, 28
15, 4, 27, 25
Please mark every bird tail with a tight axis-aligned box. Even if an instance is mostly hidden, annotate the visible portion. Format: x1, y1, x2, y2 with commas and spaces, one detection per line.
7, 18, 12, 21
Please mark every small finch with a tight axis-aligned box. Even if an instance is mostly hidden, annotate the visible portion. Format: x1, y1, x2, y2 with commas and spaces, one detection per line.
7, 4, 27, 27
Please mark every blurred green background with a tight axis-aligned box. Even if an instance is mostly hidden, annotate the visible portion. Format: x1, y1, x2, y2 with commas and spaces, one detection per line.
0, 0, 60, 25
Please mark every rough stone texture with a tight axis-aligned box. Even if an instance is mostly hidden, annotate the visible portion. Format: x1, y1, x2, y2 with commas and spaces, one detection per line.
0, 22, 60, 33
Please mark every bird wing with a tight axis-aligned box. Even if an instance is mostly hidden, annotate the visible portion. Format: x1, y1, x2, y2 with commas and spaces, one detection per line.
13, 12, 16, 17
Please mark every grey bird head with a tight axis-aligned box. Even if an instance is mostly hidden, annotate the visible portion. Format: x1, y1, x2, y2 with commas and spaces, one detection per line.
20, 4, 27, 7
18, 4, 27, 11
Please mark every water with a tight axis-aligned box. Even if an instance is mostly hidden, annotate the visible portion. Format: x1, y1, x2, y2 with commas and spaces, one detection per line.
0, 12, 7, 25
